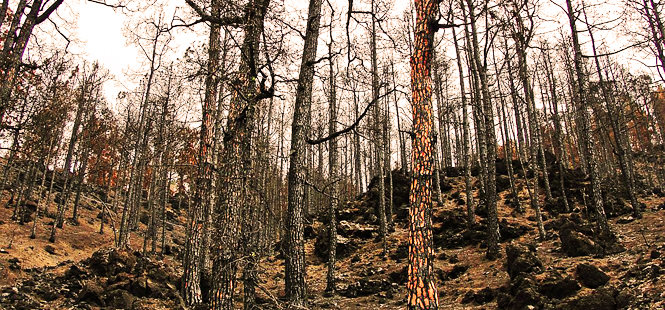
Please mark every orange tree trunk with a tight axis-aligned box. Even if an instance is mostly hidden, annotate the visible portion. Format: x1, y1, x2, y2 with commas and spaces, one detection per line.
407, 0, 439, 309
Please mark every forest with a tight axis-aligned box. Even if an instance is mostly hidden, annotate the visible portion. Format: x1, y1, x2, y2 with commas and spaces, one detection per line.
0, 0, 664, 309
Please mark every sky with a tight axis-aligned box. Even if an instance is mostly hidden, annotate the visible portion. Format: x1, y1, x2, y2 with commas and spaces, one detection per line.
75, 0, 201, 103
77, 1, 134, 101
71, 0, 657, 107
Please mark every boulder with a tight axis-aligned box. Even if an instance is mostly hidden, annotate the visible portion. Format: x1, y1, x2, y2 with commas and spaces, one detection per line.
563, 287, 617, 310
502, 276, 545, 310
76, 280, 105, 306
341, 278, 391, 298
314, 227, 357, 262
575, 264, 610, 288
496, 175, 511, 193
44, 245, 57, 255
437, 264, 469, 281
388, 266, 407, 284
304, 224, 317, 240
339, 220, 376, 239
462, 287, 496, 305
473, 287, 496, 304
505, 243, 542, 280
389, 243, 408, 261
560, 230, 600, 257
538, 271, 581, 299
105, 289, 135, 309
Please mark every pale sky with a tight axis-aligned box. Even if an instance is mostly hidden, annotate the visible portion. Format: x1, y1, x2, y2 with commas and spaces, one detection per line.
76, 0, 201, 103
77, 1, 134, 101
71, 0, 657, 106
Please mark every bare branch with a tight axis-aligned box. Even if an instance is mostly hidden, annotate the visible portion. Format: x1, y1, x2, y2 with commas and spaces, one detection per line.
184, 0, 243, 27
306, 86, 393, 145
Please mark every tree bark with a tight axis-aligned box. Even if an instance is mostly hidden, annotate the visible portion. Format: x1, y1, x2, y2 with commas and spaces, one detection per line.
407, 0, 440, 308
285, 0, 323, 306
565, 0, 612, 238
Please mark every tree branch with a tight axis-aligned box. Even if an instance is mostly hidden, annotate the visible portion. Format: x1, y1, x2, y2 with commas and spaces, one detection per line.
580, 40, 648, 58
36, 0, 64, 25
184, 0, 244, 27
306, 86, 392, 145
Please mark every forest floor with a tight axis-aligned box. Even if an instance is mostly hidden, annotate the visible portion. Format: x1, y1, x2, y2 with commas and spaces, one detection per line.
0, 165, 664, 309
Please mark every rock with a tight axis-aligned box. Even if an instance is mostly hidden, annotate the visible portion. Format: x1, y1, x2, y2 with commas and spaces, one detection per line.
438, 264, 469, 281
437, 178, 453, 192
339, 221, 376, 239
504, 276, 545, 310
105, 289, 135, 309
85, 249, 137, 277
304, 224, 316, 239
314, 227, 357, 262
651, 249, 661, 259
388, 266, 407, 284
499, 220, 531, 242
66, 265, 87, 278
389, 243, 408, 261
341, 278, 391, 298
165, 210, 177, 221
130, 276, 150, 297
8, 257, 20, 270
461, 290, 476, 304
443, 166, 461, 177
139, 211, 150, 225
449, 254, 459, 264
616, 215, 635, 224
505, 243, 542, 280
560, 230, 600, 257
538, 271, 581, 299
543, 197, 569, 215
496, 292, 512, 309
44, 245, 56, 255
496, 175, 511, 193
575, 264, 610, 288
473, 287, 495, 305
77, 280, 105, 306
564, 287, 616, 310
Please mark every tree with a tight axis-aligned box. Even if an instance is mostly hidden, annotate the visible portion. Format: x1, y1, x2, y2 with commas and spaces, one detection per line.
181, 0, 221, 303
407, 0, 440, 308
200, 0, 273, 307
565, 0, 612, 238
285, 0, 323, 306
50, 61, 109, 243
451, 26, 476, 226
461, 0, 500, 259
0, 0, 64, 119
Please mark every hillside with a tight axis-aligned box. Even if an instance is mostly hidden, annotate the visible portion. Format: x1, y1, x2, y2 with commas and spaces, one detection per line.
0, 164, 664, 309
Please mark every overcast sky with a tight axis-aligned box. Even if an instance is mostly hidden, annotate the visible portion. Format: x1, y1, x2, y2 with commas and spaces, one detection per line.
76, 0, 201, 102
71, 0, 655, 106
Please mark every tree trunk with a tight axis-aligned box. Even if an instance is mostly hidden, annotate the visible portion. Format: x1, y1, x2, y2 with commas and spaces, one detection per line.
463, 0, 500, 259
565, 0, 612, 238
285, 0, 323, 306
542, 44, 571, 212
325, 44, 339, 293
50, 76, 88, 242
370, 0, 387, 258
452, 26, 475, 226
582, 4, 641, 218
407, 0, 440, 308
209, 0, 270, 308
